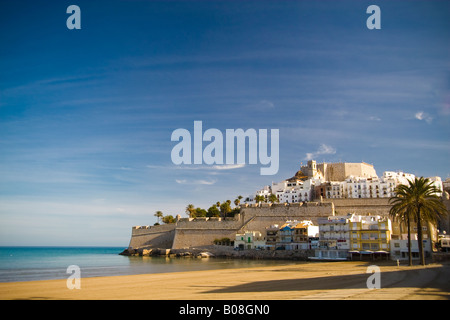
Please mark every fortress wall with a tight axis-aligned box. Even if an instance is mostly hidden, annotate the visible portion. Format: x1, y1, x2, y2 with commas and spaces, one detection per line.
241, 203, 334, 235
316, 162, 377, 181
322, 198, 391, 216
127, 199, 396, 250
171, 217, 243, 249
171, 203, 335, 249
242, 202, 334, 219
344, 162, 377, 178
172, 229, 238, 249
128, 224, 176, 249
175, 216, 242, 230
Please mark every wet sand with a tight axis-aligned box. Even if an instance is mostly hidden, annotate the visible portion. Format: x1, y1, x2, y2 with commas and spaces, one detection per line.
1, 261, 449, 300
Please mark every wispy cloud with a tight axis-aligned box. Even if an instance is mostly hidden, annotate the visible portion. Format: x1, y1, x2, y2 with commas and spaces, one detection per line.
305, 144, 336, 161
245, 99, 275, 110
211, 164, 245, 170
148, 164, 246, 171
415, 111, 433, 124
175, 179, 217, 185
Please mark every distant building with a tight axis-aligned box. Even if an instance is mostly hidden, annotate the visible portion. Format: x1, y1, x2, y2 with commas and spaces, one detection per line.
276, 220, 319, 250
348, 215, 391, 261
265, 225, 279, 250
314, 215, 351, 260
313, 214, 392, 260
247, 160, 442, 205
443, 178, 450, 193
322, 171, 416, 199
234, 231, 265, 250
390, 238, 432, 260
304, 160, 378, 182
438, 235, 450, 252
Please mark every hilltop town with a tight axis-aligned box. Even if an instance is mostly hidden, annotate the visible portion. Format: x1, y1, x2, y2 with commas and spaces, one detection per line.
122, 160, 450, 262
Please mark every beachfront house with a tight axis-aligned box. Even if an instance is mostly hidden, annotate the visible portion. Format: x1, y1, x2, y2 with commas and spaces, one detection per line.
312, 214, 393, 261
390, 238, 432, 260
234, 231, 265, 250
265, 224, 279, 250
276, 220, 319, 250
313, 215, 351, 260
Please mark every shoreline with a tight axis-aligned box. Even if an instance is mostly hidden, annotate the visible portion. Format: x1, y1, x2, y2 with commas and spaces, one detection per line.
1, 260, 449, 300
120, 246, 315, 260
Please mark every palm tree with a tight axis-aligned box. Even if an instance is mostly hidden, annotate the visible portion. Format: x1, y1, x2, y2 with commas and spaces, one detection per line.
185, 204, 195, 218
268, 193, 279, 204
154, 211, 163, 224
255, 195, 266, 205
390, 177, 447, 265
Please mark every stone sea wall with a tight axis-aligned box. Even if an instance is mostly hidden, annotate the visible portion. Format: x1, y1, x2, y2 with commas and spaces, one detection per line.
128, 223, 176, 249
126, 199, 393, 250
127, 202, 335, 250
120, 245, 315, 261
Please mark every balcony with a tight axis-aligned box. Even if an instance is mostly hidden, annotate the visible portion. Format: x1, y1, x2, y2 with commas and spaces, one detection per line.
361, 237, 379, 241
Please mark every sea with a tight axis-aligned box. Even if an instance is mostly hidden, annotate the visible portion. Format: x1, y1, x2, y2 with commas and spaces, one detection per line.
0, 246, 296, 283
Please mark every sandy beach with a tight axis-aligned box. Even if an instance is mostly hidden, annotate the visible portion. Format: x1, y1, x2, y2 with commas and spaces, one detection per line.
1, 261, 449, 300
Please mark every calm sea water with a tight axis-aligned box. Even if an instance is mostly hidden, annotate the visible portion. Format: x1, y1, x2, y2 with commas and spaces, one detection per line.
0, 247, 295, 282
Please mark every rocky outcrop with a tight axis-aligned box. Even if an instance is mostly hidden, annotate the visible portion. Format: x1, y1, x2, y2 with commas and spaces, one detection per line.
119, 245, 313, 261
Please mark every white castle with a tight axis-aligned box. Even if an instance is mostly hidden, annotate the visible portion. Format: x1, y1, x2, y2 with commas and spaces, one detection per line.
248, 160, 443, 204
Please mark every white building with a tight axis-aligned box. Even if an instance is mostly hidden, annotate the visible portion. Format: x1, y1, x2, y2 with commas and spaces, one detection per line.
251, 176, 324, 204
277, 220, 319, 250
234, 231, 265, 250
247, 161, 443, 203
312, 214, 393, 261
327, 171, 416, 199
313, 215, 352, 260
390, 239, 432, 260
428, 176, 444, 196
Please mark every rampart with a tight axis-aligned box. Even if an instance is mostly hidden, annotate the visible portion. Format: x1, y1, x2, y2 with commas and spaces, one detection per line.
128, 202, 335, 250
172, 216, 243, 249
125, 195, 448, 252
321, 198, 391, 216
128, 223, 176, 249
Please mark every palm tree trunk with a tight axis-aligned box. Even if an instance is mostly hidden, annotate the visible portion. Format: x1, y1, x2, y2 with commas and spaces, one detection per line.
407, 215, 412, 266
416, 207, 425, 266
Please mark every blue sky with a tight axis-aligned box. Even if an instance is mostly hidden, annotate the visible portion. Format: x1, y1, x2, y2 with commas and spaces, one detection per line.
1, 0, 449, 246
